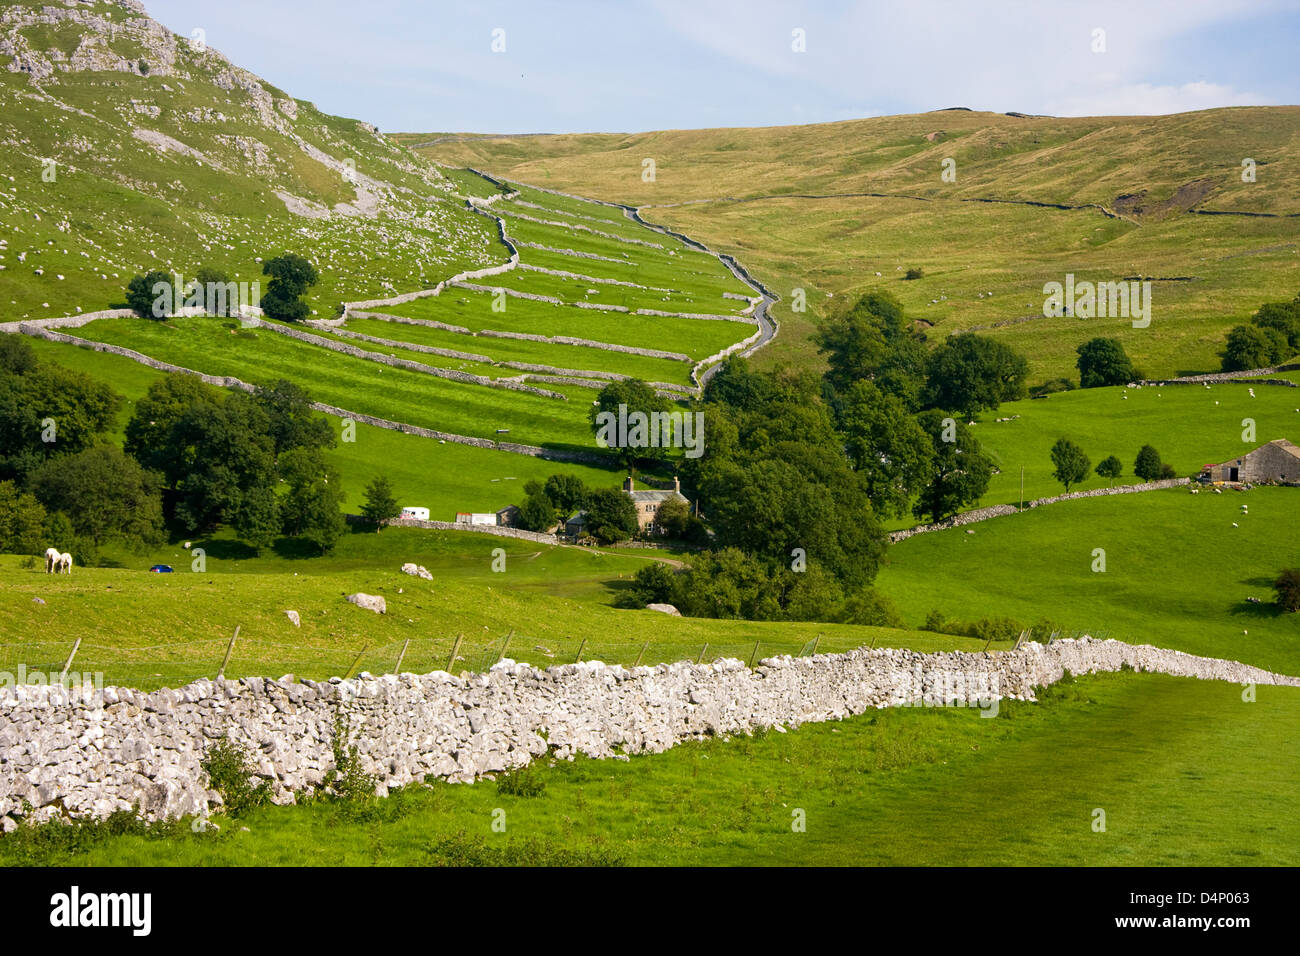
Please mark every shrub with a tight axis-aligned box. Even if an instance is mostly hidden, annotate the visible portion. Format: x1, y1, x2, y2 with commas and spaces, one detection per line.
325, 711, 379, 803
922, 608, 948, 632
616, 560, 678, 609
496, 766, 545, 797
967, 616, 1023, 644
201, 737, 272, 816
1274, 569, 1300, 612
1222, 324, 1290, 371
1029, 377, 1076, 397
904, 267, 925, 280
516, 490, 557, 532
841, 587, 904, 628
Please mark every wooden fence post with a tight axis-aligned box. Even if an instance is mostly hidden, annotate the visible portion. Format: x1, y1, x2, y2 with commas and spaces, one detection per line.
216, 625, 240, 680
495, 630, 514, 664
696, 643, 708, 665
446, 634, 463, 674
574, 637, 587, 663
343, 645, 368, 680
748, 640, 761, 668
633, 641, 649, 667
58, 637, 82, 685
809, 634, 821, 657
392, 638, 410, 675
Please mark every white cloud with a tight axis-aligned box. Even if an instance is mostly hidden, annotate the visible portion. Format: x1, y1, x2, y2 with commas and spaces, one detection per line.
1046, 80, 1268, 117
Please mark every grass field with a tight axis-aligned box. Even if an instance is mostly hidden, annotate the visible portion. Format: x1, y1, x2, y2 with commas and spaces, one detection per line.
379, 292, 748, 358
69, 316, 600, 447
6, 672, 1296, 866
0, 529, 993, 691
878, 486, 1300, 675
334, 316, 698, 387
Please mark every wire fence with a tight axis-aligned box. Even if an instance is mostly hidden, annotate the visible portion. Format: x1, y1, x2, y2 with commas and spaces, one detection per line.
0, 632, 833, 693
0, 626, 1107, 694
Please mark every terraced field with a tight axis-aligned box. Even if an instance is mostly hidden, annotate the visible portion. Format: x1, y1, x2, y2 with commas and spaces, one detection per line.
13, 169, 769, 520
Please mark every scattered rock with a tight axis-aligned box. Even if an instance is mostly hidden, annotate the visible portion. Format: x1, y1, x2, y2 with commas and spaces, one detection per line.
284, 610, 300, 627
346, 593, 386, 614
646, 603, 681, 616
401, 563, 432, 580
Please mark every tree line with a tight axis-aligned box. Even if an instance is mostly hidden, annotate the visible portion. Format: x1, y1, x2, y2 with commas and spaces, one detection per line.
0, 335, 352, 563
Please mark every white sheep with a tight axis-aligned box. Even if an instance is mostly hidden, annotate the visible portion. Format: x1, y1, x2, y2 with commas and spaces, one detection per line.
44, 547, 60, 573
56, 552, 73, 574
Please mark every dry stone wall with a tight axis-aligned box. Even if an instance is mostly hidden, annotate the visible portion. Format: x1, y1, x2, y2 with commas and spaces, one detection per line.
890, 478, 1191, 543
1, 639, 1293, 828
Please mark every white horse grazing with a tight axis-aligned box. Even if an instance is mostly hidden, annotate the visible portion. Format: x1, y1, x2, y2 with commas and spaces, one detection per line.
56, 552, 73, 575
44, 547, 61, 573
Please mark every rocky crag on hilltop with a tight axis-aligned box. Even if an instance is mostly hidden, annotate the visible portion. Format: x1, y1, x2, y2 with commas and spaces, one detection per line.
0, 0, 497, 317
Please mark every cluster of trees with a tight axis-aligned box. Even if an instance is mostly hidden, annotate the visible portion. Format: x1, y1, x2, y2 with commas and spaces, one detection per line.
1222, 290, 1300, 371
816, 290, 1029, 418
125, 253, 318, 321
0, 337, 160, 562
583, 290, 1034, 622
813, 292, 1016, 522
260, 253, 319, 321
124, 375, 344, 552
126, 266, 239, 319
617, 550, 904, 626
1048, 439, 1174, 492
662, 360, 895, 620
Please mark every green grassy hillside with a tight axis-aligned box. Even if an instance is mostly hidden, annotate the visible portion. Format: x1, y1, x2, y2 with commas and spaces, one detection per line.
0, 0, 500, 318
406, 109, 1300, 381
878, 486, 1300, 675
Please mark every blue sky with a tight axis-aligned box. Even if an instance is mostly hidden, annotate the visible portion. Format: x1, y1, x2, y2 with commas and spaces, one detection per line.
148, 0, 1300, 133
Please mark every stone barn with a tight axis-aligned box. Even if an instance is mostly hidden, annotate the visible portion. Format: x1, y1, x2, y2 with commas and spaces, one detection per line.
1202, 439, 1300, 484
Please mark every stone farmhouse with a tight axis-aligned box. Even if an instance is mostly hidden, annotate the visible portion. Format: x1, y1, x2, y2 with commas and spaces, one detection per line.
1201, 439, 1300, 484
623, 476, 689, 532
563, 476, 690, 538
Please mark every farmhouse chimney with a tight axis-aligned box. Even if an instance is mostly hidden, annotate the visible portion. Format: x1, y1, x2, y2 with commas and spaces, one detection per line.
623, 475, 635, 493
673, 475, 680, 493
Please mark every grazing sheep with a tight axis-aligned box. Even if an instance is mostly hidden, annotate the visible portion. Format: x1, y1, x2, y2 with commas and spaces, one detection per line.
44, 547, 60, 573
56, 552, 73, 574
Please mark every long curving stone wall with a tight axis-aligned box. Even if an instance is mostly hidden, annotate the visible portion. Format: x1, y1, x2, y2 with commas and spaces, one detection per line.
1, 638, 1293, 828
889, 478, 1191, 543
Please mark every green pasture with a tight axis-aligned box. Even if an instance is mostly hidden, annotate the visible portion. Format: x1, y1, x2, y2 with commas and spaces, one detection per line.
341, 316, 696, 385
878, 486, 1300, 675
69, 316, 599, 448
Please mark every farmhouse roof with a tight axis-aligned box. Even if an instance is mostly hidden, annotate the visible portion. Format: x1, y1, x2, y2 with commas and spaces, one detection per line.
622, 474, 687, 504
628, 489, 688, 504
